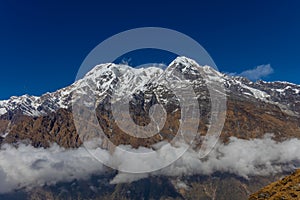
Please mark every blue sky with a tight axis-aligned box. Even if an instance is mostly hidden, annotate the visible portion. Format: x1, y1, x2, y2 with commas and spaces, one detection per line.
0, 0, 299, 99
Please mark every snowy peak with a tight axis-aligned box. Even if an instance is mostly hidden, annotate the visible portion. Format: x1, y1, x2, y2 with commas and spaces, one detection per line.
78, 63, 163, 97
166, 56, 225, 84
84, 63, 163, 80
169, 56, 199, 68
167, 56, 202, 76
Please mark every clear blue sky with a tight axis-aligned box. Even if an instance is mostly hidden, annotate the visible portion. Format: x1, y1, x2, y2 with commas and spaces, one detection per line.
0, 0, 299, 99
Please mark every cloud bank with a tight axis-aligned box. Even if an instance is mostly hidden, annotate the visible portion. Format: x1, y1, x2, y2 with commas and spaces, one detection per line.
1, 134, 300, 193
0, 144, 106, 193
112, 134, 300, 183
238, 64, 274, 81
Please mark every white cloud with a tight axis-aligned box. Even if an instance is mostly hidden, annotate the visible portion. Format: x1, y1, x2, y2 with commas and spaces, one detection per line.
1, 134, 300, 193
0, 144, 106, 193
136, 63, 168, 70
120, 57, 132, 65
238, 64, 274, 80
112, 134, 300, 183
118, 58, 168, 70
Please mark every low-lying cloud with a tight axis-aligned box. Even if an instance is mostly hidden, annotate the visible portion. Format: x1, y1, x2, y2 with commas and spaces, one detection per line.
0, 144, 105, 194
112, 134, 300, 183
1, 134, 300, 193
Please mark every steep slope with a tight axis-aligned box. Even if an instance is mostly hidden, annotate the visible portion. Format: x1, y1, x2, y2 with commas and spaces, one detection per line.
249, 169, 300, 200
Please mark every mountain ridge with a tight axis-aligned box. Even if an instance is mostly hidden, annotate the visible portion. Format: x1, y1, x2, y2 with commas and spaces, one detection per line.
1, 56, 299, 120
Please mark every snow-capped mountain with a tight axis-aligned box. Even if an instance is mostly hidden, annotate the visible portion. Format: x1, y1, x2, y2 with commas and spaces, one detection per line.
0, 56, 299, 119
0, 63, 163, 118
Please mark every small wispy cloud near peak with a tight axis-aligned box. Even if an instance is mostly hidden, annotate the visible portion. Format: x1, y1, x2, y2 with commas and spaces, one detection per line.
120, 57, 132, 65
238, 64, 274, 81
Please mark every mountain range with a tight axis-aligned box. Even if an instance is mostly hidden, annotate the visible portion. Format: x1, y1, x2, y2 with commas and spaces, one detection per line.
1, 56, 299, 148
0, 56, 300, 199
